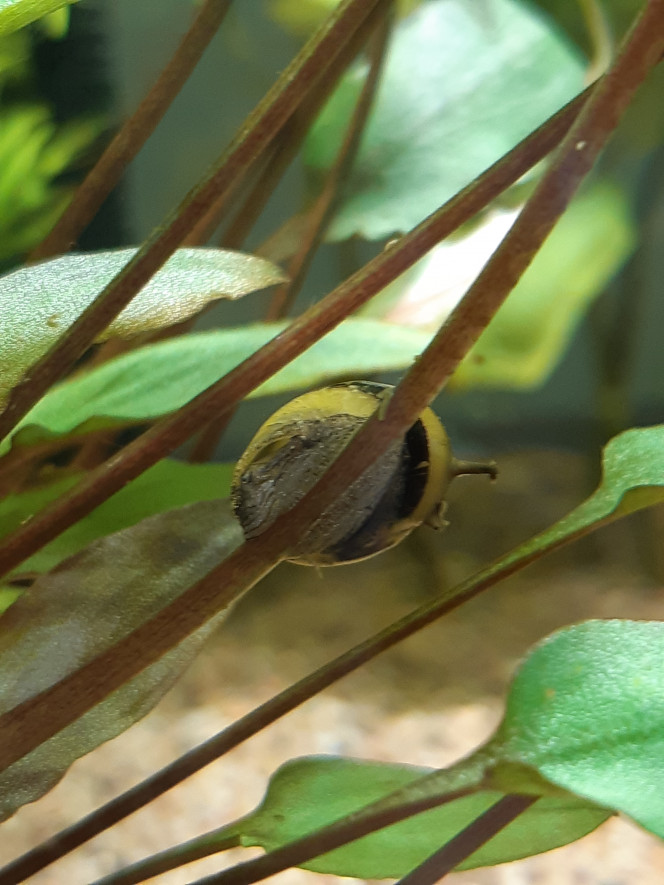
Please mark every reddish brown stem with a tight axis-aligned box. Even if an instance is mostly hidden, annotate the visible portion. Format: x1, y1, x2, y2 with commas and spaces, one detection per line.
0, 84, 589, 581
185, 0, 389, 249
272, 0, 664, 555
0, 495, 614, 883
188, 790, 479, 885
29, 0, 234, 261
0, 8, 658, 881
189, 5, 393, 463
0, 64, 613, 771
222, 2, 393, 252
396, 796, 537, 885
0, 0, 384, 447
266, 5, 394, 320
183, 143, 279, 247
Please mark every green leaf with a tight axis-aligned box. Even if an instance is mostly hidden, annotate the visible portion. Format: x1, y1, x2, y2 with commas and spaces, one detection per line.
492, 620, 664, 838
0, 460, 233, 576
0, 586, 22, 616
267, 1, 421, 35
451, 183, 635, 389
6, 319, 431, 449
528, 0, 642, 56
0, 0, 78, 35
304, 0, 584, 240
361, 184, 634, 390
205, 757, 608, 877
0, 498, 243, 820
266, 0, 340, 34
0, 247, 286, 408
36, 6, 69, 38
0, 106, 102, 263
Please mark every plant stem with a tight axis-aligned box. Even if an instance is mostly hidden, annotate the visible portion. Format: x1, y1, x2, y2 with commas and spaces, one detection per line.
0, 0, 657, 811
266, 0, 664, 554
0, 61, 612, 777
91, 830, 242, 885
265, 5, 394, 319
0, 87, 588, 580
0, 0, 385, 446
580, 0, 614, 81
0, 498, 616, 883
29, 0, 234, 261
188, 790, 478, 885
395, 796, 537, 885
189, 4, 393, 462
188, 1, 388, 250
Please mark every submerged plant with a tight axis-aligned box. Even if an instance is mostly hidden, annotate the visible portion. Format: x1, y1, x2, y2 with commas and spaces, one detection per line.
0, 1, 663, 883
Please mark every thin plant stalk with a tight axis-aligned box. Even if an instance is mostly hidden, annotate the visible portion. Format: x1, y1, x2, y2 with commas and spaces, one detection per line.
189, 5, 394, 462
0, 86, 590, 581
0, 76, 605, 770
30, 0, 235, 261
178, 790, 478, 885
0, 13, 659, 882
0, 0, 658, 775
186, 0, 388, 250
92, 831, 242, 885
0, 489, 621, 882
265, 5, 394, 320
262, 0, 664, 565
0, 0, 385, 446
395, 796, 537, 885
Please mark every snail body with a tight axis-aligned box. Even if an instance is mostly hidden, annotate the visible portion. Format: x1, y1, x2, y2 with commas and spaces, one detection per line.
231, 381, 495, 566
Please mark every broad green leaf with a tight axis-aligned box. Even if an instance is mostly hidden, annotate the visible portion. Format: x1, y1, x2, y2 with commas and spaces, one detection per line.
305, 0, 584, 240
0, 247, 286, 407
529, 0, 641, 57
0, 460, 233, 576
491, 620, 664, 838
6, 319, 431, 450
0, 498, 243, 820
362, 183, 634, 390
451, 184, 634, 389
190, 757, 608, 878
0, 0, 78, 35
223, 427, 661, 875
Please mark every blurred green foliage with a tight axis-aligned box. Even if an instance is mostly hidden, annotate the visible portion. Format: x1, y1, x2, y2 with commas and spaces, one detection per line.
0, 0, 79, 37
0, 12, 101, 267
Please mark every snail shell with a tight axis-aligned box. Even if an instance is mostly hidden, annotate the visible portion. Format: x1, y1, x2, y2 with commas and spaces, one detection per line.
231, 381, 495, 566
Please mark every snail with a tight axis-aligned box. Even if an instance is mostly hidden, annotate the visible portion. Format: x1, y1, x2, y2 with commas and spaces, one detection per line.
231, 381, 497, 566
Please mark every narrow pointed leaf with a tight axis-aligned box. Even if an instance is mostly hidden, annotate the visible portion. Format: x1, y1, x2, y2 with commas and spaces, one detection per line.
5, 319, 431, 451
0, 247, 286, 408
0, 499, 242, 820
0, 108, 102, 263
0, 0, 79, 36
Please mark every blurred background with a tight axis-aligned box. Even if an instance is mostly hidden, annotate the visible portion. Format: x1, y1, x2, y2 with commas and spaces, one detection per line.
1, 1, 663, 882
